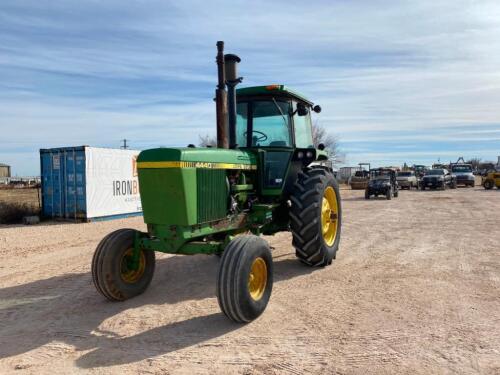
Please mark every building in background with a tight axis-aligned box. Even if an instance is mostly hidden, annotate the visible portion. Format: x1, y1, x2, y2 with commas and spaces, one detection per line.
0, 163, 11, 178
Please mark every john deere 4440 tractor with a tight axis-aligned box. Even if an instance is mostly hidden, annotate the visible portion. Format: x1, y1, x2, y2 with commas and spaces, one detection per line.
92, 42, 342, 323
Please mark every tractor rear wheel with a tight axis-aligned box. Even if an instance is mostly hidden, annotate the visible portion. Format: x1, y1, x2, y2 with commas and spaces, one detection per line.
217, 235, 273, 323
289, 167, 342, 267
92, 229, 155, 301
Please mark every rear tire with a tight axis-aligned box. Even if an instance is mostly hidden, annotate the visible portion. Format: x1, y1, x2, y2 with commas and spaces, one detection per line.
289, 167, 342, 267
92, 229, 155, 301
365, 189, 370, 199
217, 235, 273, 323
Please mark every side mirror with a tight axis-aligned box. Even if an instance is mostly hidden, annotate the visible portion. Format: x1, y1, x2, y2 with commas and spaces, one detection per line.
297, 102, 309, 116
318, 143, 325, 150
313, 105, 322, 113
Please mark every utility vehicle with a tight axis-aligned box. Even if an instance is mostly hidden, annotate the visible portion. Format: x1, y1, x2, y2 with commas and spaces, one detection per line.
365, 168, 399, 200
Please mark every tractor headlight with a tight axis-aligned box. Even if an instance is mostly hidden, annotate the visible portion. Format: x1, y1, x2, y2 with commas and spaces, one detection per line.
306, 151, 313, 158
297, 151, 304, 159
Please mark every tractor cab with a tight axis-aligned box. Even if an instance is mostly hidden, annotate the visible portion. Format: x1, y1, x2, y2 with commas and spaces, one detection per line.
235, 85, 326, 195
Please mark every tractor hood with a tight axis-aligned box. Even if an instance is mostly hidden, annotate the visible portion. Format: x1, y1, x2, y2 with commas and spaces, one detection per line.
137, 147, 257, 170
136, 147, 257, 226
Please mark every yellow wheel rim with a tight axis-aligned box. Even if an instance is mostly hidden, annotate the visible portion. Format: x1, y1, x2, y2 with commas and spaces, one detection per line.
120, 248, 146, 284
248, 257, 267, 301
321, 186, 339, 247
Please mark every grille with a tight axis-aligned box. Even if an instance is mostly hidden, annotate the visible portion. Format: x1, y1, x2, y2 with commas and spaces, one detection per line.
196, 169, 228, 223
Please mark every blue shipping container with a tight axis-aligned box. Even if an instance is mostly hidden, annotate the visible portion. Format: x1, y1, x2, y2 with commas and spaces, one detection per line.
40, 146, 143, 221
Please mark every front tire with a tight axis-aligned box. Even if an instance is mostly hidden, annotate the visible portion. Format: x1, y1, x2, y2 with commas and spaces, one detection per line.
92, 229, 155, 301
386, 188, 392, 200
289, 167, 342, 267
217, 235, 273, 323
484, 180, 494, 190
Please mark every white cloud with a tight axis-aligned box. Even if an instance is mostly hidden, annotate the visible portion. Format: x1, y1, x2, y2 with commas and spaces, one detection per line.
1, 0, 500, 174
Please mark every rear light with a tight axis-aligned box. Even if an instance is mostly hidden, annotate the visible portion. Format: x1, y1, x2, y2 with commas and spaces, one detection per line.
266, 85, 280, 90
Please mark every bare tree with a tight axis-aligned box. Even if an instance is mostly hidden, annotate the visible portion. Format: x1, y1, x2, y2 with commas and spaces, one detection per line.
198, 134, 217, 147
312, 122, 343, 164
465, 157, 482, 170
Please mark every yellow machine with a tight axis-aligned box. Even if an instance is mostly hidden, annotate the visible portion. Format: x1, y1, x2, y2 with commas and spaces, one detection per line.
482, 171, 500, 189
350, 163, 370, 190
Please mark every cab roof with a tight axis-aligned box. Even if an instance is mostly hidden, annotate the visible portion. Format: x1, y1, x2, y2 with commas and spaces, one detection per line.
236, 85, 313, 105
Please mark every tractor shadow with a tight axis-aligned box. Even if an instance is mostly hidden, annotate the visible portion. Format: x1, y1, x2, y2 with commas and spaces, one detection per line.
0, 252, 318, 368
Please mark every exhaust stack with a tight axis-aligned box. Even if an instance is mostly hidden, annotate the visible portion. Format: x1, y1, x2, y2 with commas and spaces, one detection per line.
215, 41, 228, 149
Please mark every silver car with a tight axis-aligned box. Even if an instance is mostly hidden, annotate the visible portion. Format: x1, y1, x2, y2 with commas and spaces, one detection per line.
451, 164, 475, 187
396, 171, 417, 189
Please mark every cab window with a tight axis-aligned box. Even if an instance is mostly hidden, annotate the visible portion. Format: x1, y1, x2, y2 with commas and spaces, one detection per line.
236, 102, 248, 147
293, 102, 314, 148
252, 100, 292, 147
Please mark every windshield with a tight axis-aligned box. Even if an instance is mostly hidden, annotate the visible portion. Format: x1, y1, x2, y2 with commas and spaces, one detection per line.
426, 169, 444, 175
397, 172, 413, 177
370, 170, 391, 179
452, 165, 472, 173
236, 100, 292, 147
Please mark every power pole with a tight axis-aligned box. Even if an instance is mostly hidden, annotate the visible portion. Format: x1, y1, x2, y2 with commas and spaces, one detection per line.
121, 139, 129, 149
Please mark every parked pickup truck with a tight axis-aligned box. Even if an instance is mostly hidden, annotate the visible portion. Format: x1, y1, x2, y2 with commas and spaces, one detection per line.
451, 164, 475, 187
396, 171, 417, 189
421, 169, 457, 190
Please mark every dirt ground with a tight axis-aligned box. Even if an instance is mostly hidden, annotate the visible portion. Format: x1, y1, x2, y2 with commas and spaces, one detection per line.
0, 185, 499, 374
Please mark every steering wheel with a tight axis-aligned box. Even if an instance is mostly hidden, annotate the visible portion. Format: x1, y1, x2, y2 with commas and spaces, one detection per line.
243, 130, 268, 142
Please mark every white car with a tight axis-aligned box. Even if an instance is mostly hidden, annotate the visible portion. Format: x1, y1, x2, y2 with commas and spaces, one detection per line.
396, 171, 418, 189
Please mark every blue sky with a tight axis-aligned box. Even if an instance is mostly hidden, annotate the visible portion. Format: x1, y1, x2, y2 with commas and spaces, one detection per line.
1, 0, 499, 175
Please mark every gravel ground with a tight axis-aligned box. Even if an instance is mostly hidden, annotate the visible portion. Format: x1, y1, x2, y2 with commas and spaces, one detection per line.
0, 185, 499, 374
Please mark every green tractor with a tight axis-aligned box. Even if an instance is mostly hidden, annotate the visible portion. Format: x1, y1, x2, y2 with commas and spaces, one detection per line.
92, 42, 342, 323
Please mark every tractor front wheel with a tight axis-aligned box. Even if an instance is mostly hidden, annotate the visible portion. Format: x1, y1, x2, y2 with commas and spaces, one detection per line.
289, 167, 342, 267
217, 235, 273, 323
92, 229, 155, 301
